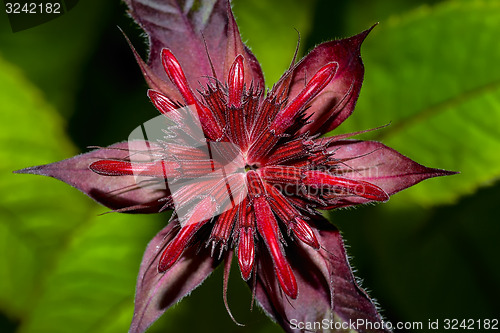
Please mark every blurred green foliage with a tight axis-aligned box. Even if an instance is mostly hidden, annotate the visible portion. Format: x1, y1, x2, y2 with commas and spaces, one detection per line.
1, 0, 499, 332
342, 1, 500, 206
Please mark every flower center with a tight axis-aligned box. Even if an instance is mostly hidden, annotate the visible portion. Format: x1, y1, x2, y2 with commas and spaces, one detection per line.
244, 164, 258, 172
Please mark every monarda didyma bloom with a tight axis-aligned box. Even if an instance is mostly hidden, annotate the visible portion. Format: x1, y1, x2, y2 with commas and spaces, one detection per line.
15, 1, 456, 332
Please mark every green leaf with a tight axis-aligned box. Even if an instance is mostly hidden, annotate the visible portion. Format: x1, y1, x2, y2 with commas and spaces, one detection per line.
18, 213, 160, 333
233, 0, 317, 85
0, 0, 112, 115
0, 54, 84, 317
0, 55, 161, 332
331, 182, 500, 326
337, 1, 500, 206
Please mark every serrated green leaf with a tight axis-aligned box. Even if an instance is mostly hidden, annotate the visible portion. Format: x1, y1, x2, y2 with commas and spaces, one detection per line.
331, 181, 500, 326
233, 0, 316, 85
0, 54, 87, 317
18, 213, 161, 333
337, 1, 500, 206
0, 55, 162, 333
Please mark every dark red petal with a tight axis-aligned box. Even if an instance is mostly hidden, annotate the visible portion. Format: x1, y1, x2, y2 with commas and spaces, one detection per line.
324, 140, 457, 207
124, 0, 264, 92
130, 221, 221, 333
14, 141, 169, 213
285, 26, 376, 135
253, 216, 389, 333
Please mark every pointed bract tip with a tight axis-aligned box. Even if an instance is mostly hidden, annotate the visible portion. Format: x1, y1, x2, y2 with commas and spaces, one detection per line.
13, 164, 49, 176
363, 22, 379, 37
350, 23, 378, 49
430, 168, 460, 178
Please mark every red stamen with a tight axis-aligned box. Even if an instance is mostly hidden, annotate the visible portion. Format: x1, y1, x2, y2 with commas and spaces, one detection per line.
246, 170, 266, 199
237, 199, 255, 280
263, 183, 319, 249
254, 195, 298, 299
158, 222, 201, 273
264, 138, 309, 166
164, 144, 211, 160
238, 227, 255, 281
202, 86, 227, 128
147, 90, 178, 116
245, 171, 298, 298
259, 165, 302, 185
303, 170, 389, 201
271, 62, 338, 132
158, 196, 216, 272
293, 218, 320, 249
89, 159, 180, 178
244, 86, 263, 134
170, 180, 218, 208
210, 205, 238, 252
228, 55, 244, 109
265, 183, 301, 223
161, 49, 198, 106
247, 99, 282, 161
177, 159, 222, 178
226, 55, 248, 148
248, 63, 338, 162
161, 49, 223, 140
